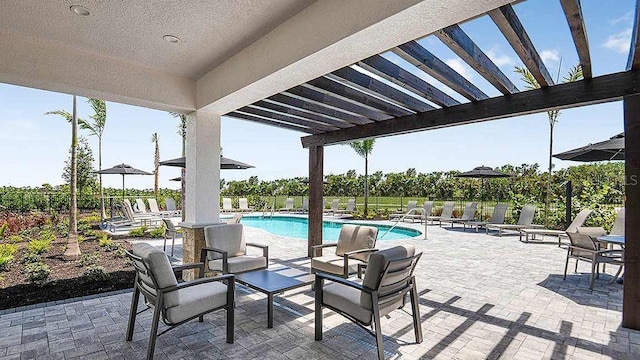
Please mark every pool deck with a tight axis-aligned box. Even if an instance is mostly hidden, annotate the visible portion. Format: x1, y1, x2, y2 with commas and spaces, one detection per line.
2, 215, 637, 359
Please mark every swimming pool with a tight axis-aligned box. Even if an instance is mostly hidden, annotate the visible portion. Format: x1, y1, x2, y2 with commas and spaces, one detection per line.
239, 216, 421, 241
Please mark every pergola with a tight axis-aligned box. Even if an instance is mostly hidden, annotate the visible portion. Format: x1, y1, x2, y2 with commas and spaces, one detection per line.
1, 0, 639, 330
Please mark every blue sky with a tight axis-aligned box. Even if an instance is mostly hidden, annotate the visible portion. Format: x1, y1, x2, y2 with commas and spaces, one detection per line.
0, 0, 634, 190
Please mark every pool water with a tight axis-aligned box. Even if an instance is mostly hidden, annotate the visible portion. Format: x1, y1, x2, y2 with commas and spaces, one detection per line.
239, 216, 421, 241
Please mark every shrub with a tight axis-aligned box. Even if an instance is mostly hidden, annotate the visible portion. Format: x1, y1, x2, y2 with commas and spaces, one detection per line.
83, 265, 109, 281
22, 252, 41, 264
78, 252, 101, 267
113, 247, 127, 258
77, 222, 92, 233
128, 226, 148, 237
0, 223, 7, 238
99, 237, 119, 252
0, 244, 17, 271
24, 262, 50, 284
149, 226, 165, 238
27, 239, 51, 255
79, 213, 101, 225
38, 230, 56, 242
8, 235, 23, 244
55, 220, 69, 237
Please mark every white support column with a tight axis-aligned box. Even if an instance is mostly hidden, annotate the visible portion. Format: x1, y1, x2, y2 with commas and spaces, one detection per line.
184, 109, 221, 224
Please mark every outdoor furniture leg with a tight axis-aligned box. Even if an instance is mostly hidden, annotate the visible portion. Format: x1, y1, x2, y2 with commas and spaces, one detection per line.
611, 265, 624, 283
315, 277, 323, 341
126, 285, 140, 341
410, 282, 423, 343
267, 293, 274, 328
563, 249, 570, 280
147, 299, 162, 360
372, 294, 385, 360
227, 280, 235, 343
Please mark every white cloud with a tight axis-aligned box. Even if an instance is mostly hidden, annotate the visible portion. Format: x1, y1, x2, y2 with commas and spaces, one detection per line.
486, 49, 514, 67
611, 11, 633, 26
603, 28, 632, 54
540, 49, 560, 63
445, 58, 473, 81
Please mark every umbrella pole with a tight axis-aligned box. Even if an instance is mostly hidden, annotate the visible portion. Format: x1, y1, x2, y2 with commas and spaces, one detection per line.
122, 174, 125, 201
481, 178, 484, 222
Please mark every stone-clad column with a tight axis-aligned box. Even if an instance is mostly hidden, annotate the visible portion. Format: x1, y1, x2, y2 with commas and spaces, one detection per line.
179, 110, 221, 279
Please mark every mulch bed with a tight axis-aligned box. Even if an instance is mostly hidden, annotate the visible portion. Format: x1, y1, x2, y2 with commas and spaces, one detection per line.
0, 237, 136, 310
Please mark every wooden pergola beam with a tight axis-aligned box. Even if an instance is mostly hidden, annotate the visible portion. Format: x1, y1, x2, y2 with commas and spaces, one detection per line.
301, 69, 640, 147
394, 41, 488, 101
628, 1, 640, 70
241, 106, 340, 132
267, 93, 373, 126
227, 111, 318, 134
254, 100, 353, 129
436, 24, 519, 95
329, 67, 434, 112
359, 55, 460, 107
306, 76, 413, 117
286, 85, 392, 121
560, 0, 592, 78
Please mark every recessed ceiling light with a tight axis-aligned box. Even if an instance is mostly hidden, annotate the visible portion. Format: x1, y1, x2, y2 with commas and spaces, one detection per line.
163, 35, 181, 43
70, 5, 90, 16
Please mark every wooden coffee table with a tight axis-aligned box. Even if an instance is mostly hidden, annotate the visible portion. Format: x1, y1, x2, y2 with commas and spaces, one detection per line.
235, 267, 315, 328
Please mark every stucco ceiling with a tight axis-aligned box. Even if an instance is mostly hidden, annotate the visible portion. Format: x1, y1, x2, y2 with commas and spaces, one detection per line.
0, 0, 315, 79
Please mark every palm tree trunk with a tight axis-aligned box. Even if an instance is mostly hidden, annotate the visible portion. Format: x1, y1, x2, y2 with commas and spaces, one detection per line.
99, 136, 105, 219
364, 153, 369, 217
65, 95, 80, 260
545, 123, 554, 226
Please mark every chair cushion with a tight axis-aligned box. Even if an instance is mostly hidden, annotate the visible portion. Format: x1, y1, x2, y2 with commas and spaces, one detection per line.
335, 225, 378, 261
576, 226, 607, 238
208, 255, 266, 273
132, 243, 179, 308
323, 281, 372, 325
204, 224, 246, 260
361, 246, 415, 310
311, 255, 363, 276
165, 282, 228, 324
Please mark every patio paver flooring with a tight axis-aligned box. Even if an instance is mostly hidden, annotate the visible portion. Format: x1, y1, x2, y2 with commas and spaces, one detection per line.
0, 219, 637, 359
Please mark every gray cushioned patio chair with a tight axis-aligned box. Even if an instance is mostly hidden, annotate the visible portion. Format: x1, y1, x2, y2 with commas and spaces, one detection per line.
315, 245, 423, 360
201, 224, 268, 274
126, 243, 234, 360
467, 203, 508, 233
519, 208, 593, 246
425, 201, 454, 226
486, 205, 544, 236
564, 231, 624, 289
311, 224, 379, 278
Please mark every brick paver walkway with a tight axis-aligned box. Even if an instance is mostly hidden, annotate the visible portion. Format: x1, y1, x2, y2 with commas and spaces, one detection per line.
1, 218, 637, 359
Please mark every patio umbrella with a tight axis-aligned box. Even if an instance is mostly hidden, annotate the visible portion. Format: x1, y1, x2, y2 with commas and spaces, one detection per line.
456, 166, 511, 221
96, 163, 152, 199
169, 177, 181, 182
553, 133, 624, 162
159, 156, 254, 169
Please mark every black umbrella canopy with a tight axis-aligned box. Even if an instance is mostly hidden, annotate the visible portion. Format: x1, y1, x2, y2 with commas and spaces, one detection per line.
96, 163, 152, 175
169, 177, 182, 182
553, 133, 624, 162
159, 156, 254, 170
456, 166, 511, 178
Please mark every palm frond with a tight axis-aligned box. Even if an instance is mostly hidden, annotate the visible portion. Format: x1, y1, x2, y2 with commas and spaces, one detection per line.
563, 65, 584, 83
514, 66, 540, 90
45, 110, 73, 122
349, 139, 375, 158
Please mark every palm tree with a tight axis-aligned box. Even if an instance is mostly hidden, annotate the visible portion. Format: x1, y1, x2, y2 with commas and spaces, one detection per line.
151, 133, 160, 199
171, 113, 187, 220
349, 139, 375, 217
515, 63, 583, 225
80, 99, 107, 218
45, 95, 81, 259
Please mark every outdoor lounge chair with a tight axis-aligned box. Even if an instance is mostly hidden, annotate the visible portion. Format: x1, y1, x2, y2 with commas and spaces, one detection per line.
126, 243, 234, 360
334, 198, 356, 216
486, 205, 544, 236
519, 208, 593, 246
103, 199, 161, 232
564, 231, 624, 289
221, 198, 235, 213
164, 197, 181, 217
201, 224, 268, 274
404, 201, 433, 223
279, 198, 294, 212
238, 198, 253, 212
315, 245, 423, 360
311, 224, 378, 278
442, 202, 478, 229
610, 208, 625, 236
134, 198, 151, 213
148, 198, 174, 218
324, 199, 340, 215
161, 218, 180, 256
467, 203, 508, 233
225, 213, 243, 224
425, 201, 454, 226
388, 200, 417, 221
294, 197, 309, 213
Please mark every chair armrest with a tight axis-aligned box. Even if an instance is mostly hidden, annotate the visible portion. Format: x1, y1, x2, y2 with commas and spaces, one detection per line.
343, 248, 378, 276
315, 272, 373, 294
172, 262, 205, 278
200, 247, 229, 273
311, 243, 337, 257
344, 248, 379, 257
164, 274, 235, 292
246, 243, 269, 261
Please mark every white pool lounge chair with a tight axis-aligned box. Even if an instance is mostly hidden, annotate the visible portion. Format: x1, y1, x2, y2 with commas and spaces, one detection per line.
164, 198, 181, 217
519, 208, 593, 246
238, 198, 253, 212
467, 203, 508, 233
279, 198, 294, 212
324, 199, 340, 215
334, 198, 356, 216
294, 197, 309, 213
148, 198, 174, 218
221, 198, 235, 213
486, 205, 544, 236
135, 198, 147, 213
